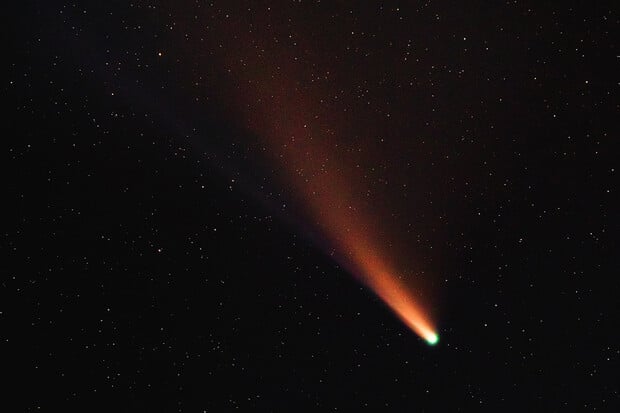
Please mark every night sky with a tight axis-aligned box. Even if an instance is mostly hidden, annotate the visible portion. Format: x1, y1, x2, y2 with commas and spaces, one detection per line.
5, 1, 618, 411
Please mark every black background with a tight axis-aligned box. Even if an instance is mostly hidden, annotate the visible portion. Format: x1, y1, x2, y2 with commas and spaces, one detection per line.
5, 1, 618, 411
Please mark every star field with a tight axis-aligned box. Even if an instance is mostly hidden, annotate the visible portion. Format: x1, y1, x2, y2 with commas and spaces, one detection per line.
5, 1, 619, 411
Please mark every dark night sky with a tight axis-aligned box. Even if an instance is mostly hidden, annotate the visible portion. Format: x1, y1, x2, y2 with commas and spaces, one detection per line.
4, 1, 619, 411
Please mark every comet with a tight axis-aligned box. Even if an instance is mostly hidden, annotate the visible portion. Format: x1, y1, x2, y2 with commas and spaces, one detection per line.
204, 14, 439, 344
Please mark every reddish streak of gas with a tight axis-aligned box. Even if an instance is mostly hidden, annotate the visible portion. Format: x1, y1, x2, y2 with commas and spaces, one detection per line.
208, 24, 437, 341
293, 158, 438, 343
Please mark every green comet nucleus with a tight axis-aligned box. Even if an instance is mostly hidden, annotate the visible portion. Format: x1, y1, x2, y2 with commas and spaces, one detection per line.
426, 333, 439, 346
